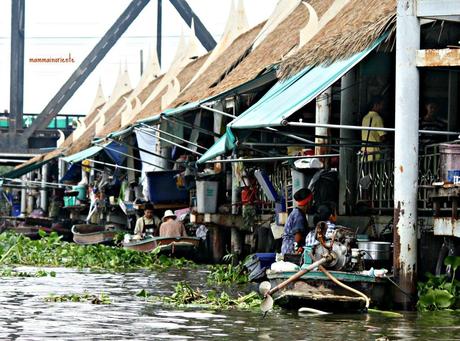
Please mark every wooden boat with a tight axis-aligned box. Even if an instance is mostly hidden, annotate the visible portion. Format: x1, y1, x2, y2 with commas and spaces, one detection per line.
266, 269, 390, 312
71, 224, 121, 245
123, 236, 200, 257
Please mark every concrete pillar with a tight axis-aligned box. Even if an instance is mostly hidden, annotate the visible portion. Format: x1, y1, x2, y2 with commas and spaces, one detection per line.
20, 175, 27, 216
26, 173, 34, 214
40, 164, 48, 211
58, 159, 66, 183
315, 88, 331, 156
339, 69, 359, 215
394, 0, 420, 309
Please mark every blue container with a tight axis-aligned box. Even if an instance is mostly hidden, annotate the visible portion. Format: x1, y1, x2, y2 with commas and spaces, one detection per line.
254, 253, 276, 269
11, 204, 21, 217
146, 171, 189, 204
448, 170, 460, 184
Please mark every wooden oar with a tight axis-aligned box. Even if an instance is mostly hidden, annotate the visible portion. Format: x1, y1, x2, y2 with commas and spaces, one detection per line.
260, 255, 331, 313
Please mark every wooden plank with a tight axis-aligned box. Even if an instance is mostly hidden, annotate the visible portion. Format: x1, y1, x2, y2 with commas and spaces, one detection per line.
416, 49, 460, 67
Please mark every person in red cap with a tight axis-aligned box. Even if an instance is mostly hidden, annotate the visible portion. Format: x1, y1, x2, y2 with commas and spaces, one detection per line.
281, 188, 313, 255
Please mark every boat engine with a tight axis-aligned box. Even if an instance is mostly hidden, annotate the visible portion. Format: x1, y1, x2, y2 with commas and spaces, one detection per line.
309, 222, 364, 271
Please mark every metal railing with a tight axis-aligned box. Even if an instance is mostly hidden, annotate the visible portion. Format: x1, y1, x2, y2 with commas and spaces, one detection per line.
0, 114, 84, 130
356, 143, 441, 213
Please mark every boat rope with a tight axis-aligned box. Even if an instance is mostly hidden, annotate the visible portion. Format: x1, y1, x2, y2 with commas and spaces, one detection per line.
318, 265, 370, 309
384, 275, 414, 298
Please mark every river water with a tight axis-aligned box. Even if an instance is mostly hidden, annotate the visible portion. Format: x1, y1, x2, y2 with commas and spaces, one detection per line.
0, 266, 459, 340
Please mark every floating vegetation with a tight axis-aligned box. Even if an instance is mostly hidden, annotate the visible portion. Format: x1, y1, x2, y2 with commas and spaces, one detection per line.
0, 268, 56, 278
144, 281, 261, 310
0, 231, 194, 271
44, 292, 111, 304
207, 254, 248, 285
417, 256, 460, 311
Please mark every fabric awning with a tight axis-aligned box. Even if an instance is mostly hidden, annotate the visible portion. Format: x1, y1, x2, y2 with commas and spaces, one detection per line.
197, 36, 386, 163
61, 145, 104, 163
1, 158, 57, 179
196, 134, 228, 164
228, 36, 386, 132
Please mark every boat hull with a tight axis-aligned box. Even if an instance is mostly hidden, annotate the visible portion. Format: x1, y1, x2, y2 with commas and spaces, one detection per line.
71, 224, 120, 245
123, 236, 200, 257
266, 270, 390, 312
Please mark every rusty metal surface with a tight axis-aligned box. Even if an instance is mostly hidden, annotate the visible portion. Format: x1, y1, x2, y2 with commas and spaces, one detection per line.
434, 217, 460, 237
416, 48, 460, 67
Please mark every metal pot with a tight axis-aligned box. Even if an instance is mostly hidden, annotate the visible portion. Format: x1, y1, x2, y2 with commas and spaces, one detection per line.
357, 241, 392, 261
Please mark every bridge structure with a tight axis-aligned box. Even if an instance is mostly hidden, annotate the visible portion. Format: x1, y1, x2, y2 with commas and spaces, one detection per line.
5, 0, 215, 159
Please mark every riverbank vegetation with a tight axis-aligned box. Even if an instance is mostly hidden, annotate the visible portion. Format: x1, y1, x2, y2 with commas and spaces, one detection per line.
0, 231, 192, 270
141, 281, 261, 310
417, 256, 460, 311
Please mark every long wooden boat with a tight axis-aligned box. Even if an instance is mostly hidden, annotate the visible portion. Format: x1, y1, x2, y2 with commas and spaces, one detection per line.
123, 236, 200, 257
266, 269, 390, 312
71, 224, 121, 245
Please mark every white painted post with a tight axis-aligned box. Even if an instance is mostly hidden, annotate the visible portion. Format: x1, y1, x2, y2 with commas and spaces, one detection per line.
40, 164, 48, 211
394, 0, 420, 309
315, 88, 331, 156
20, 175, 27, 217
339, 70, 359, 215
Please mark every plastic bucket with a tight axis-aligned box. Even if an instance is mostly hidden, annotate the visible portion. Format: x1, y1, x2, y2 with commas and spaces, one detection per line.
440, 143, 460, 183
196, 181, 218, 213
73, 185, 87, 201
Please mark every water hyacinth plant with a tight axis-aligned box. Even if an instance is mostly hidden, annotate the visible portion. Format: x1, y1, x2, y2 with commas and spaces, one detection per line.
44, 292, 111, 304
417, 256, 460, 311
0, 231, 194, 270
0, 268, 56, 277
144, 281, 261, 310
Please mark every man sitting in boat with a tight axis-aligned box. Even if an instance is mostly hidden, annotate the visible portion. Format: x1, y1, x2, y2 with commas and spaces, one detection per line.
133, 203, 160, 239
159, 210, 188, 238
305, 202, 337, 246
281, 188, 313, 255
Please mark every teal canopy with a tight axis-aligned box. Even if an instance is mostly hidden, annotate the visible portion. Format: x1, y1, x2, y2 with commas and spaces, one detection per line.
198, 36, 386, 163
196, 134, 229, 164
1, 157, 58, 179
228, 36, 386, 132
61, 145, 104, 163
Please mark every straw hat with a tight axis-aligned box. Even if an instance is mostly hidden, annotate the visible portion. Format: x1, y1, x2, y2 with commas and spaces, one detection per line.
162, 210, 176, 222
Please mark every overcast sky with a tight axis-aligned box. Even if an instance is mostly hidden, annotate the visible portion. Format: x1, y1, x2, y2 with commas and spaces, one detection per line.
0, 0, 277, 116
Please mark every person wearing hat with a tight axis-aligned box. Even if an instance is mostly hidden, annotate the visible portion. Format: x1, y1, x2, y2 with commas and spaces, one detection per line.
134, 203, 160, 239
281, 188, 313, 255
159, 210, 188, 238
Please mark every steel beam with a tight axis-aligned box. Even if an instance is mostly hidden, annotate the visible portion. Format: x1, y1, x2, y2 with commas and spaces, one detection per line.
22, 0, 151, 141
9, 0, 25, 133
394, 0, 420, 310
169, 0, 216, 51
157, 0, 162, 66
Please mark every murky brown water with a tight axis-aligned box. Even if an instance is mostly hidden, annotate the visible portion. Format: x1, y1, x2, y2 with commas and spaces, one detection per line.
0, 266, 459, 340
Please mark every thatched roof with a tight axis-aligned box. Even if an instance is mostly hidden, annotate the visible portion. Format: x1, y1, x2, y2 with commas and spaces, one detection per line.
133, 53, 209, 123
169, 22, 264, 106
279, 0, 396, 78
135, 75, 164, 105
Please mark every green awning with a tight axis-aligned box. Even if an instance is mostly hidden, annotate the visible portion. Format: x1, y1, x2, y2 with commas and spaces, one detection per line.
61, 145, 104, 163
228, 36, 386, 132
196, 134, 229, 164
107, 126, 134, 139
1, 157, 57, 179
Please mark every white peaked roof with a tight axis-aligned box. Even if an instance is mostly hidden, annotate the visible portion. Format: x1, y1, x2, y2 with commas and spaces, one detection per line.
185, 0, 249, 89
141, 22, 205, 110
161, 76, 181, 110
298, 0, 351, 50
87, 80, 106, 114
107, 63, 132, 107
252, 0, 301, 49
134, 48, 161, 96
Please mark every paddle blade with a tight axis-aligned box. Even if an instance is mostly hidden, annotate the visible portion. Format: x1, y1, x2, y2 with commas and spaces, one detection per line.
261, 295, 274, 313
259, 281, 271, 296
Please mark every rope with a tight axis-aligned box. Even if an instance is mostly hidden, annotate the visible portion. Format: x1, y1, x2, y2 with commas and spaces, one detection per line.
318, 265, 370, 309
